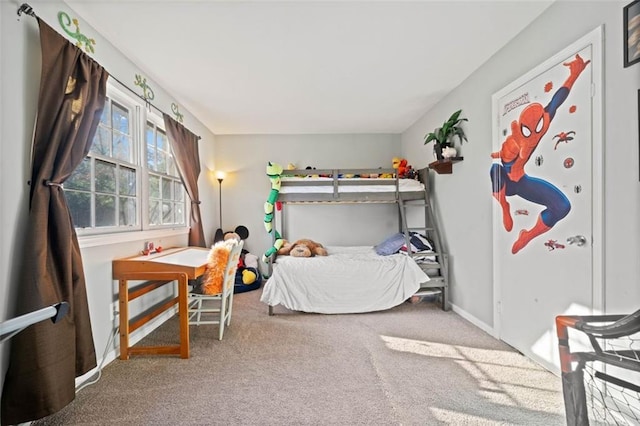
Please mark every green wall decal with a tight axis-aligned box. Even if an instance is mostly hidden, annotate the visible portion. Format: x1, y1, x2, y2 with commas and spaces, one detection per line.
134, 74, 155, 102
171, 103, 184, 123
58, 11, 96, 53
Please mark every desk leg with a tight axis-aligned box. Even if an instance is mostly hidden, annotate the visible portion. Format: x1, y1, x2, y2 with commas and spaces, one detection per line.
119, 279, 130, 360
178, 273, 190, 359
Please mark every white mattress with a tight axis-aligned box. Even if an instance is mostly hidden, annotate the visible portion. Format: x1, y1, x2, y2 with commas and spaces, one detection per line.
279, 177, 425, 193
260, 246, 428, 314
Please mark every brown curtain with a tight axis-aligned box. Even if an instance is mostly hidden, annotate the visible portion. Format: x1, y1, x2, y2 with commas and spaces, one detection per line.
163, 114, 206, 247
1, 20, 108, 425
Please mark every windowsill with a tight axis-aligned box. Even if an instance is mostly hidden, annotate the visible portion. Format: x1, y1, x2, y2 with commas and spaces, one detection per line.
78, 227, 189, 249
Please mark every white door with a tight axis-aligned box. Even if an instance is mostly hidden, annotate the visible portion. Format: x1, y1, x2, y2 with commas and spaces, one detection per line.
491, 27, 603, 375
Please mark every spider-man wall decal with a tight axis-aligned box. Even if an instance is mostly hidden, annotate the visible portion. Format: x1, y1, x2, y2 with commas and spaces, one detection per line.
490, 54, 591, 254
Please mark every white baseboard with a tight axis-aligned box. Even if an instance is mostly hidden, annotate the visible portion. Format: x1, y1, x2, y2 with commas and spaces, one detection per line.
450, 302, 497, 339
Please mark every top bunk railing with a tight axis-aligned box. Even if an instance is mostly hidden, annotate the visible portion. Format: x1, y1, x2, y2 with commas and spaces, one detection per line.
276, 167, 428, 203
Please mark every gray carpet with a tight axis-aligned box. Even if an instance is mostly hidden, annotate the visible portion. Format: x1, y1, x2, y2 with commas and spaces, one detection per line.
34, 290, 566, 425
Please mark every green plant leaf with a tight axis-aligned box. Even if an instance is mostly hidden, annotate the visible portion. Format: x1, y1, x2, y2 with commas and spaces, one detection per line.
424, 109, 469, 146
452, 127, 467, 143
424, 133, 436, 144
447, 109, 462, 124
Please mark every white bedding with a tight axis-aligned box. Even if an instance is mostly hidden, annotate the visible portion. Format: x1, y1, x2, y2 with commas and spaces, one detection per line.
279, 177, 425, 193
260, 246, 428, 314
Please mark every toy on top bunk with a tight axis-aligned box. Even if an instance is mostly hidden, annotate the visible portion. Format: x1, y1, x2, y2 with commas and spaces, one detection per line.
279, 163, 297, 178
282, 163, 314, 178
282, 163, 329, 178
285, 163, 386, 179
304, 166, 323, 178
358, 171, 379, 178
301, 165, 331, 178
392, 157, 416, 179
277, 239, 328, 257
215, 225, 263, 293
279, 160, 418, 179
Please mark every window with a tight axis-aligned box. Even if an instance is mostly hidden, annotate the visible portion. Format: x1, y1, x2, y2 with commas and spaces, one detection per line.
65, 83, 187, 235
146, 119, 185, 227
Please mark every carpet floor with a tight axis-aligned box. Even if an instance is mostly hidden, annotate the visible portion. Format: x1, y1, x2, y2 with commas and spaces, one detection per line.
33, 289, 566, 425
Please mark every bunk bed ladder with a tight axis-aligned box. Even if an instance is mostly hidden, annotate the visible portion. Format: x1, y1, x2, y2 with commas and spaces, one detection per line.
398, 193, 450, 311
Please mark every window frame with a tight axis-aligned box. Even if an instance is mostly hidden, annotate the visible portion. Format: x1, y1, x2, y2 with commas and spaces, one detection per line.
70, 81, 189, 245
145, 114, 186, 229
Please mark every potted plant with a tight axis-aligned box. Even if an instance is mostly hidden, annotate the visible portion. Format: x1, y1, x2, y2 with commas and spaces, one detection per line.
424, 109, 468, 161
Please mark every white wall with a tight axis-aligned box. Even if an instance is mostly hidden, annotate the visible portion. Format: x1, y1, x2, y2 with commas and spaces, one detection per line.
214, 134, 404, 263
402, 0, 640, 328
0, 0, 219, 390
0, 0, 42, 387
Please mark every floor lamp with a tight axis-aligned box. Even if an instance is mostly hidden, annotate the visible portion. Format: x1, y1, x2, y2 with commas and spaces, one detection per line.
214, 171, 226, 242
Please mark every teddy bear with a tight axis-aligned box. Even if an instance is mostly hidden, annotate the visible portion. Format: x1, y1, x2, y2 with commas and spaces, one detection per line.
277, 238, 328, 257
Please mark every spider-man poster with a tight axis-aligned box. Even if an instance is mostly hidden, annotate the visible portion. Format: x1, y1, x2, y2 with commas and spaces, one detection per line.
491, 48, 592, 256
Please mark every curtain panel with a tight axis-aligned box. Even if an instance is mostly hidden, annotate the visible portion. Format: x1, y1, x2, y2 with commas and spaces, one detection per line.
1, 19, 108, 425
163, 114, 206, 247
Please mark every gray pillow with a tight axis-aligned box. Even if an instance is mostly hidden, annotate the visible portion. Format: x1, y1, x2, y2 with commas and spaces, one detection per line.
374, 232, 406, 255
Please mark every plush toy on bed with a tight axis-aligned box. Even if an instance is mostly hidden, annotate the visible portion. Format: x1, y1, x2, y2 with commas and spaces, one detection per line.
392, 157, 409, 178
379, 162, 394, 179
277, 239, 328, 257
392, 156, 416, 179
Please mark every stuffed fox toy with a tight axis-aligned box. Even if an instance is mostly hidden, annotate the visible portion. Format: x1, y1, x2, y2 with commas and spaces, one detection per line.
202, 239, 236, 295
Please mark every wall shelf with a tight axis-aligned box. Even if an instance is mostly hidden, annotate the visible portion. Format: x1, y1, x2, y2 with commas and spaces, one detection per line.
428, 157, 464, 174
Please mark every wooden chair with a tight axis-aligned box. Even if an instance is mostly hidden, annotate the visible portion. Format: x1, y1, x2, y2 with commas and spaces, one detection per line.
188, 240, 243, 340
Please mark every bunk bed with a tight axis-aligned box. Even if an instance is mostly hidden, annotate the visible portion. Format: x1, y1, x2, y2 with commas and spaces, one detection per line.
275, 168, 426, 203
260, 167, 449, 315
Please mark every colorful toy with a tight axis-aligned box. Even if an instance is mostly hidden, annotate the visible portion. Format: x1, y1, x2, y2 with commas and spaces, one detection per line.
392, 157, 414, 178
305, 166, 320, 178
201, 239, 235, 295
277, 239, 328, 257
263, 162, 285, 262
221, 226, 262, 291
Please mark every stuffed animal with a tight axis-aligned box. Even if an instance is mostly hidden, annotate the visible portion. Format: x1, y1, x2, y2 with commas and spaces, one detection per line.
379, 163, 394, 178
222, 225, 261, 287
201, 239, 236, 295
241, 252, 259, 284
391, 157, 414, 178
392, 157, 408, 178
283, 163, 299, 177
305, 166, 320, 178
392, 156, 402, 170
263, 162, 285, 262
277, 239, 328, 257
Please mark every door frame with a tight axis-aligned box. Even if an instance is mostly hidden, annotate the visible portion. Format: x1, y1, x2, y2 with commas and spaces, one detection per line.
491, 25, 605, 340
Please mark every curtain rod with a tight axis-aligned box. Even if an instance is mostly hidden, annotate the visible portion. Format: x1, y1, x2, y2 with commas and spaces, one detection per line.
17, 3, 201, 140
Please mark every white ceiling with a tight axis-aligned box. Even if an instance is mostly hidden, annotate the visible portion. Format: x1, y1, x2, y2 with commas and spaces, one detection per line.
65, 1, 555, 135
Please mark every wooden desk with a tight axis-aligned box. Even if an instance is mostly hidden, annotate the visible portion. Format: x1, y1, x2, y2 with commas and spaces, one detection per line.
112, 247, 210, 359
